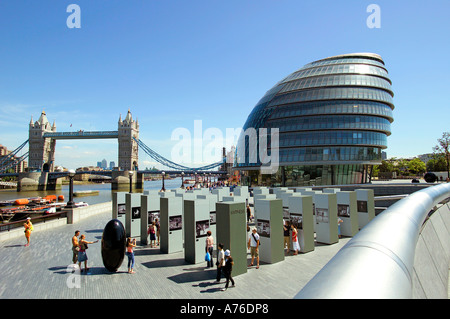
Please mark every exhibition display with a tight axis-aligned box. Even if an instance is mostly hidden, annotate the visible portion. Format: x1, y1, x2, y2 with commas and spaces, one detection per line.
222, 195, 246, 203
252, 187, 269, 195
112, 192, 127, 224
125, 192, 143, 238
336, 191, 359, 237
216, 201, 248, 276
323, 188, 341, 194
211, 187, 229, 202
278, 190, 301, 208
299, 190, 322, 228
254, 194, 276, 200
184, 198, 211, 264
314, 193, 338, 245
356, 189, 375, 229
197, 193, 218, 243
140, 191, 161, 245
254, 198, 284, 264
160, 196, 184, 254
288, 195, 315, 253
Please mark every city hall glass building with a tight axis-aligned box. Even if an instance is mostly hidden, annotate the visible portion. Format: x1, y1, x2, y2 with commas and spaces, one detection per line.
235, 53, 394, 186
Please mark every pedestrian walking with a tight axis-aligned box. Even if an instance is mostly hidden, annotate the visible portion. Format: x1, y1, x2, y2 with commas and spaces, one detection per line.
248, 227, 260, 269
337, 217, 343, 238
215, 243, 225, 283
72, 230, 80, 264
155, 218, 160, 246
221, 249, 235, 291
205, 230, 214, 268
291, 224, 300, 255
148, 222, 156, 247
78, 234, 98, 273
283, 221, 291, 255
126, 237, 137, 274
23, 217, 33, 247
246, 205, 252, 222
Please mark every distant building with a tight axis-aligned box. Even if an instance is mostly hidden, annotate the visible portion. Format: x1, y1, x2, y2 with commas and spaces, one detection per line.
109, 161, 115, 169
417, 153, 433, 164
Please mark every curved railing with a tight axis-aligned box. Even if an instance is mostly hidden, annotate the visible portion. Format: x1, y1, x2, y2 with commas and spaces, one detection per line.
295, 182, 450, 299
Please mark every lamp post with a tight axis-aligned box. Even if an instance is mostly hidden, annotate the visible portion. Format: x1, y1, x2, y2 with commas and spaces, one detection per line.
161, 171, 166, 192
67, 169, 76, 208
181, 172, 185, 189
128, 170, 134, 193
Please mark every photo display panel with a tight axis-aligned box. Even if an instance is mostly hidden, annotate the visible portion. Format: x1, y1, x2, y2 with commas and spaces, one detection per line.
209, 211, 216, 225
118, 203, 126, 217
169, 215, 182, 231
257, 219, 271, 238
148, 210, 160, 224
338, 204, 350, 217
290, 213, 303, 229
195, 219, 210, 238
357, 200, 368, 213
316, 207, 329, 223
132, 206, 141, 219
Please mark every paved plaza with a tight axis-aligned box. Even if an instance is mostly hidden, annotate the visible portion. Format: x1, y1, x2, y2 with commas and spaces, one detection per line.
0, 210, 350, 299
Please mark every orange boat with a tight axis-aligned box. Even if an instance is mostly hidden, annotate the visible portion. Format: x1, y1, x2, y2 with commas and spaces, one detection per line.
43, 195, 57, 202
58, 195, 64, 201
14, 198, 29, 205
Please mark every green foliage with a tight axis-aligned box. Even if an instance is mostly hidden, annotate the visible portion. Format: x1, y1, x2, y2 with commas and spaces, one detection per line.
432, 131, 450, 178
407, 158, 426, 175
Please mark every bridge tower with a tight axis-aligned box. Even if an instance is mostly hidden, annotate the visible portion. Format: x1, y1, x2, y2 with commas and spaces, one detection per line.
118, 109, 139, 171
28, 111, 56, 172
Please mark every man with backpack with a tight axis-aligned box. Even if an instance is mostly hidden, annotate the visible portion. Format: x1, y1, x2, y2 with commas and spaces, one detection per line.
247, 227, 260, 269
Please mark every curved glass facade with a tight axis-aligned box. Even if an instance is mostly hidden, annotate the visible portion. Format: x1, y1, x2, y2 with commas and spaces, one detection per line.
235, 53, 394, 186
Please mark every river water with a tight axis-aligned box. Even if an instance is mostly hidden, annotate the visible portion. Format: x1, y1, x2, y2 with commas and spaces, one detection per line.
0, 178, 184, 206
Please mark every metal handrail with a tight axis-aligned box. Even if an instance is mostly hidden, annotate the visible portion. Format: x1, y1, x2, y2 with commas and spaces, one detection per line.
295, 182, 450, 299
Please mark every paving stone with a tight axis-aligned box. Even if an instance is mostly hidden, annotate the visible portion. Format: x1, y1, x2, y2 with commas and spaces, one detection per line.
0, 211, 350, 299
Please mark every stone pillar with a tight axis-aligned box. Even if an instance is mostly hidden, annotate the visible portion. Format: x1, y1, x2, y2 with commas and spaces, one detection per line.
111, 170, 143, 191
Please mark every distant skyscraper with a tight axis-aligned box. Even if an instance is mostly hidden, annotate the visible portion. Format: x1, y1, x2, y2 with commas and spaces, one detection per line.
101, 159, 107, 169
109, 161, 115, 169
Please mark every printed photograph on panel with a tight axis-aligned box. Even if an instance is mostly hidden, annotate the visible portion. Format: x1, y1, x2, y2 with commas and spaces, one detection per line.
337, 204, 350, 217
169, 215, 182, 231
196, 220, 210, 238
257, 219, 270, 238
316, 208, 329, 223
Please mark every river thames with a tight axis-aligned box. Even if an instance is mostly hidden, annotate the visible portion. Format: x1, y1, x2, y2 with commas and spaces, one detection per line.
0, 177, 184, 205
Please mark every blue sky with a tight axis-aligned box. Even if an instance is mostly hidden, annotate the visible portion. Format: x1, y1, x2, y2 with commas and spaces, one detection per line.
0, 0, 449, 170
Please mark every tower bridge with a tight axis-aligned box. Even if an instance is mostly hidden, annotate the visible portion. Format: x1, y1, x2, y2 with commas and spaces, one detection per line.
1, 110, 227, 191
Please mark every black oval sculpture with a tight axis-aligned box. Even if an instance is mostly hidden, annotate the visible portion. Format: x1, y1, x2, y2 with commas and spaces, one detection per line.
424, 172, 438, 183
101, 219, 126, 272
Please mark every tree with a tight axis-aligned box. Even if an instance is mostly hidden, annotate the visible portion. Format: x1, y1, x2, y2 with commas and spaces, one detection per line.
426, 154, 447, 172
408, 158, 426, 175
377, 160, 394, 172
433, 132, 450, 179
395, 158, 409, 176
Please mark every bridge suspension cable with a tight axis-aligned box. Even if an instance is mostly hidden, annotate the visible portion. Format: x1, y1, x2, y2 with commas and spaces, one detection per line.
0, 139, 29, 167
134, 137, 225, 171
0, 152, 29, 174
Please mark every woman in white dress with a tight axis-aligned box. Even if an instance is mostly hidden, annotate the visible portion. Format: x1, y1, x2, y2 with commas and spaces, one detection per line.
291, 224, 301, 255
